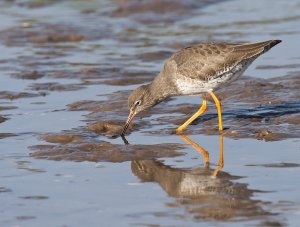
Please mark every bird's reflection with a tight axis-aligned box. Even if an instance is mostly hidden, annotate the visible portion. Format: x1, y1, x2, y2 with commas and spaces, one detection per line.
131, 135, 273, 221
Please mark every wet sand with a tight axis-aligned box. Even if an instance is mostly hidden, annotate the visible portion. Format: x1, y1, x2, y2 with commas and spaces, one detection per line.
1, 0, 300, 226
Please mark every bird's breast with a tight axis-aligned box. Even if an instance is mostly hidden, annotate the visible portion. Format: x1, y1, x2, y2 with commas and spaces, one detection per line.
175, 61, 251, 95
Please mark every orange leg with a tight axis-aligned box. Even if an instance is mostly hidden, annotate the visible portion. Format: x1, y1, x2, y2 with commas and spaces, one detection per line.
209, 91, 223, 131
176, 97, 207, 134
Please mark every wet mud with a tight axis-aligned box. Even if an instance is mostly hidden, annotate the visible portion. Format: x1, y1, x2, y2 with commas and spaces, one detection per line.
111, 0, 227, 23
0, 23, 102, 46
31, 135, 184, 163
0, 133, 16, 139
0, 115, 8, 123
86, 121, 127, 137
12, 71, 44, 80
28, 82, 85, 92
0, 91, 43, 100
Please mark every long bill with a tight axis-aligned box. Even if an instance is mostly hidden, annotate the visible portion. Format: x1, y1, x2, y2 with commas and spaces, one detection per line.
121, 110, 136, 136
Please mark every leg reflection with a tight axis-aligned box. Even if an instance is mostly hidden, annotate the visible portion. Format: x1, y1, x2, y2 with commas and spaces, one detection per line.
212, 135, 224, 177
179, 135, 224, 177
179, 135, 209, 166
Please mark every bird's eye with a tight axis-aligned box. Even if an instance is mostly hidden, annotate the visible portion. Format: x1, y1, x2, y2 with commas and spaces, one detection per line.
135, 100, 142, 106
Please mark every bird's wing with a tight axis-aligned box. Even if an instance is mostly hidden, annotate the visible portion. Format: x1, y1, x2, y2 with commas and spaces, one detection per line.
167, 40, 280, 81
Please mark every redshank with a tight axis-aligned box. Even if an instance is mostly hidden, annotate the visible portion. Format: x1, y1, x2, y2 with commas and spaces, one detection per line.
121, 40, 281, 135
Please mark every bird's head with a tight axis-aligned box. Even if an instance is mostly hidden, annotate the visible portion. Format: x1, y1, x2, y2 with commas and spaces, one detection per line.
121, 85, 153, 136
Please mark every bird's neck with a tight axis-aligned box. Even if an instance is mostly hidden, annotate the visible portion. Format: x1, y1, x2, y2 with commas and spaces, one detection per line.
148, 72, 176, 103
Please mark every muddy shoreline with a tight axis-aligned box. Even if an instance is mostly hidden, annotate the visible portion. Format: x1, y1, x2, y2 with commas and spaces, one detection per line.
0, 0, 299, 226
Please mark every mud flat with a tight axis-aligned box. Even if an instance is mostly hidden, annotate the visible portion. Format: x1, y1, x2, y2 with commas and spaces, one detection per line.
0, 0, 300, 226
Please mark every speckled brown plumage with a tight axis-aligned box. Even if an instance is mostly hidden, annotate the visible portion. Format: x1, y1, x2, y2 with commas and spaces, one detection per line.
169, 40, 281, 81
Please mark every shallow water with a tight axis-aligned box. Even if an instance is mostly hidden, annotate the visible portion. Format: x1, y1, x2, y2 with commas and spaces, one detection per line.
1, 0, 300, 226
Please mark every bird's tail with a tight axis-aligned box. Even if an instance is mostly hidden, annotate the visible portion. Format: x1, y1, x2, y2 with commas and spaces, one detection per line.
263, 40, 282, 53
